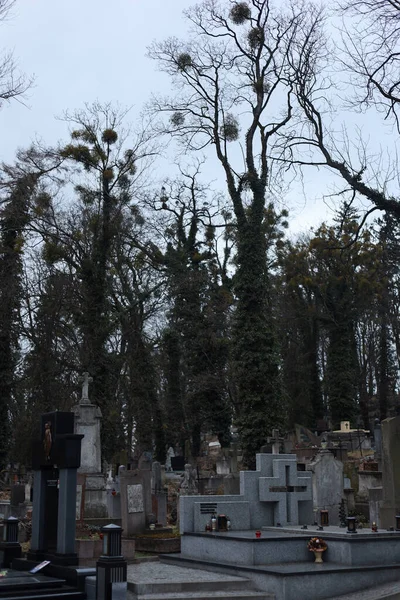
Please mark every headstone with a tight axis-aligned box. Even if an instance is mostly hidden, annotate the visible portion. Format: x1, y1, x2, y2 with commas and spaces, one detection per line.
152, 461, 162, 494
29, 411, 83, 565
10, 485, 26, 518
180, 464, 198, 496
165, 447, 175, 472
139, 452, 152, 471
120, 470, 148, 535
379, 416, 400, 528
307, 449, 343, 526
72, 373, 107, 518
216, 458, 231, 476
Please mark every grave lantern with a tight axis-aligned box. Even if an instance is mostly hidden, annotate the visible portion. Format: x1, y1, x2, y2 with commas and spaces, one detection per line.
0, 517, 21, 567
3, 516, 18, 543
396, 515, 400, 531
96, 524, 127, 600
346, 516, 357, 533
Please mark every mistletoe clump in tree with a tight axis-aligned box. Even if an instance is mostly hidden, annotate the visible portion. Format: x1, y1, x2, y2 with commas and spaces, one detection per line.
148, 0, 321, 466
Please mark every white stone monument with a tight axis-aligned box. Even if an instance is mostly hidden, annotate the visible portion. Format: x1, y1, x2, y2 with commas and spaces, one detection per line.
72, 372, 108, 518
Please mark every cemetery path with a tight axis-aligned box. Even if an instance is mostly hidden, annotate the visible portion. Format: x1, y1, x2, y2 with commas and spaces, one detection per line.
126, 561, 272, 600
327, 580, 400, 600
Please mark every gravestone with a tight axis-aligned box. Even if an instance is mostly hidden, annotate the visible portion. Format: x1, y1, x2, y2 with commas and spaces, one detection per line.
10, 485, 26, 519
120, 470, 147, 535
151, 460, 167, 525
120, 464, 152, 535
152, 461, 162, 494
180, 464, 198, 496
72, 372, 107, 518
180, 453, 312, 533
379, 415, 400, 528
29, 411, 83, 565
307, 448, 343, 525
216, 458, 231, 476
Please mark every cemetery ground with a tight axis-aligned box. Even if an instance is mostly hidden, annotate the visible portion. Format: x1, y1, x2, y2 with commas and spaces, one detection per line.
4, 392, 400, 598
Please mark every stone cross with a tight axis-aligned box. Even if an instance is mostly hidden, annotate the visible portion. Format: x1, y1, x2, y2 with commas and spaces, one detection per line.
267, 429, 283, 454
79, 372, 93, 404
258, 455, 312, 525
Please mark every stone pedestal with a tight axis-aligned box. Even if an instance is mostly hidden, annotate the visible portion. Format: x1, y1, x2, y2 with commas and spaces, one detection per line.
72, 379, 107, 518
72, 402, 102, 474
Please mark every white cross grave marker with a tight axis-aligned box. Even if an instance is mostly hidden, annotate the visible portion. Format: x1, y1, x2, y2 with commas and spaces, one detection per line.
267, 429, 283, 454
79, 372, 93, 404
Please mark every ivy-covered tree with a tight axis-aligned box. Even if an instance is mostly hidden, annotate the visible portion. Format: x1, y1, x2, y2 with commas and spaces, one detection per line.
154, 173, 233, 457
149, 0, 321, 466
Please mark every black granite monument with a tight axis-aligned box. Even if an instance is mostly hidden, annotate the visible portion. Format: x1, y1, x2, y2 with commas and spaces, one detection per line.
28, 411, 83, 566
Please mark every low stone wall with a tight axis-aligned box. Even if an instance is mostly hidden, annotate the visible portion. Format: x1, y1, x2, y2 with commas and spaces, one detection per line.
134, 536, 181, 554
76, 538, 135, 566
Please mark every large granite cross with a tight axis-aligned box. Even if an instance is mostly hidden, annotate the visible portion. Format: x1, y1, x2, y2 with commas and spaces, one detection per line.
79, 372, 93, 405
258, 455, 312, 525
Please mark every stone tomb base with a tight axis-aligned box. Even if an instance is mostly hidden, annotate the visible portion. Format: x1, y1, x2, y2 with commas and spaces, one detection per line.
171, 526, 400, 600
0, 568, 86, 599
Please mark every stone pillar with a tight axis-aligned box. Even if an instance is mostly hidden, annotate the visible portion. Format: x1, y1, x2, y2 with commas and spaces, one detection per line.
73, 403, 102, 474
57, 468, 78, 555
30, 470, 46, 553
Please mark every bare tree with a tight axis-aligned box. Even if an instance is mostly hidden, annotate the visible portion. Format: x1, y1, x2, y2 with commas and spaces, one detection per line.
148, 0, 322, 465
0, 0, 32, 107
280, 0, 400, 222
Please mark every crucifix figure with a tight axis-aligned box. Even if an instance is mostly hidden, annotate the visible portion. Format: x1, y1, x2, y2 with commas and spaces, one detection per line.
79, 372, 93, 404
267, 429, 283, 455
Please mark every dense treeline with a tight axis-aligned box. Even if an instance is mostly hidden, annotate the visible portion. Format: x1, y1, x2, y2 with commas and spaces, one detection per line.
2, 0, 400, 468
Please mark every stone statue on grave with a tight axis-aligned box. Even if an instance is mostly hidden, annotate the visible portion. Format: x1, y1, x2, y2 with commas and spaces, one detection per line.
165, 446, 175, 472
78, 371, 93, 405
43, 421, 52, 461
180, 463, 198, 495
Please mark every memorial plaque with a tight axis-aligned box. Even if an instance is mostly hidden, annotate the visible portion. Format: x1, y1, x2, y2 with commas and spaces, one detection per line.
127, 484, 144, 513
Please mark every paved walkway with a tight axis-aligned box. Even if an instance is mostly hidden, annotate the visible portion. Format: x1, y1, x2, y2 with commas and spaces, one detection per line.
328, 581, 400, 599
127, 561, 250, 584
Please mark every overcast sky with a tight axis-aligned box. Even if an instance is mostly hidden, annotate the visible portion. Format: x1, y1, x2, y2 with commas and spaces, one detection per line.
0, 0, 395, 235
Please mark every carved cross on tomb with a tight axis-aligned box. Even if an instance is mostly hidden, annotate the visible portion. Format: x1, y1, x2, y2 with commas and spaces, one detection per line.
79, 372, 93, 404
258, 456, 312, 525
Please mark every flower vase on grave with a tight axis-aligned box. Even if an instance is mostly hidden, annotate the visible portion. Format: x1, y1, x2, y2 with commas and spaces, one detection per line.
313, 549, 325, 563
